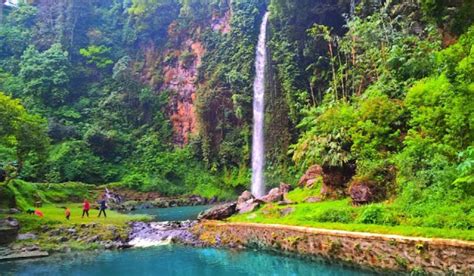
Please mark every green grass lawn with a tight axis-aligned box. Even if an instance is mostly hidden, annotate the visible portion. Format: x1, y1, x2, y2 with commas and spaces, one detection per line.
1, 180, 151, 232
230, 188, 474, 241
11, 204, 151, 233
230, 212, 474, 241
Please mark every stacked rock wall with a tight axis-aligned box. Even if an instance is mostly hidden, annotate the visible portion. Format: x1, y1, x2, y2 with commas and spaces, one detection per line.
193, 221, 474, 274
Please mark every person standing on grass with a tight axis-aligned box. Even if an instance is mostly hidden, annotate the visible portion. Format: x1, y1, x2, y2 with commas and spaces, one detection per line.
65, 207, 71, 220
98, 196, 107, 218
82, 199, 90, 218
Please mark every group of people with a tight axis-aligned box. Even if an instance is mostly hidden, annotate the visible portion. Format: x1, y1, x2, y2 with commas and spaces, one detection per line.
27, 197, 108, 220
65, 197, 108, 220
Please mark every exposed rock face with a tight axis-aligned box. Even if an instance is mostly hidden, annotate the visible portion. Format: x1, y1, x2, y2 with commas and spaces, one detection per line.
163, 38, 204, 146
349, 178, 384, 205
0, 217, 19, 245
211, 9, 231, 34
150, 5, 234, 147
198, 202, 237, 220
298, 164, 355, 199
298, 165, 323, 188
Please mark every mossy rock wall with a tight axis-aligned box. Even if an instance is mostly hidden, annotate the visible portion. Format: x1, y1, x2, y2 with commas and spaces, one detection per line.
193, 221, 474, 274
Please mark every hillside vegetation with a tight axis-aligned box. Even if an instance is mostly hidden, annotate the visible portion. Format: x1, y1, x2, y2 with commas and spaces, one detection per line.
0, 1, 473, 236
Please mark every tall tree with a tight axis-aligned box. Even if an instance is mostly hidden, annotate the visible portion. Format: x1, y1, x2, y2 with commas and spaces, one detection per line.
0, 92, 49, 183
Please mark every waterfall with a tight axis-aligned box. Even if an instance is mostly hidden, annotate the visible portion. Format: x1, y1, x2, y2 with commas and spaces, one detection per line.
350, 0, 356, 17
251, 12, 270, 198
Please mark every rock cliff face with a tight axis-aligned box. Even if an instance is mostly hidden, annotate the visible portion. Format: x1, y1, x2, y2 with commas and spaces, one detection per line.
163, 39, 204, 146
156, 10, 232, 146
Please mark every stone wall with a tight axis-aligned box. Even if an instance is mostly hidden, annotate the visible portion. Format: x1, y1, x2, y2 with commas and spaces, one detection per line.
192, 221, 474, 274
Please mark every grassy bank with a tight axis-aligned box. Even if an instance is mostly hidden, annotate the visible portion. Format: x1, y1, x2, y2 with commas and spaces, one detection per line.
230, 188, 474, 241
0, 180, 152, 252
14, 204, 150, 232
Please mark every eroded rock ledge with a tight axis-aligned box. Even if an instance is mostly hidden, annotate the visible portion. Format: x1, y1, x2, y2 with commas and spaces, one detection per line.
192, 221, 474, 275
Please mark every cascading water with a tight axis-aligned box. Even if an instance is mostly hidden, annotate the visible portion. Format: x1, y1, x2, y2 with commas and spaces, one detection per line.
350, 0, 355, 16
251, 12, 270, 198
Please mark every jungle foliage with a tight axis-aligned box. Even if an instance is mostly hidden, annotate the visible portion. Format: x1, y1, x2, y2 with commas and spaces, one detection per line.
0, 0, 473, 218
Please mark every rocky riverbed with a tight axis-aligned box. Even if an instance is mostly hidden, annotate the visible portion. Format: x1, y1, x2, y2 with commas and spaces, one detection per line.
128, 220, 202, 247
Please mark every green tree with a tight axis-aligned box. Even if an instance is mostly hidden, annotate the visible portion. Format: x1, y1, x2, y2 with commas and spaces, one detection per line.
19, 43, 71, 107
79, 45, 113, 69
0, 92, 49, 183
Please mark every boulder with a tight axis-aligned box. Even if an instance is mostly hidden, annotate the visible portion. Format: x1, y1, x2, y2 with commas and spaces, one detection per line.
279, 183, 291, 194
298, 165, 323, 188
349, 177, 384, 205
236, 191, 260, 213
260, 188, 283, 203
67, 228, 77, 235
237, 200, 260, 214
86, 235, 99, 243
208, 196, 218, 204
260, 183, 292, 203
0, 217, 19, 245
17, 233, 37, 241
280, 207, 294, 216
198, 202, 237, 220
237, 191, 254, 203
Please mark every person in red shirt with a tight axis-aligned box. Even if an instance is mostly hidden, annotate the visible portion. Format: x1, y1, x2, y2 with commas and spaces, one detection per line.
82, 199, 90, 218
65, 207, 71, 220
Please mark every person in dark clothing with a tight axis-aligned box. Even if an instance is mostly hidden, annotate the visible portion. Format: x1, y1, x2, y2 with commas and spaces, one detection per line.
98, 197, 107, 218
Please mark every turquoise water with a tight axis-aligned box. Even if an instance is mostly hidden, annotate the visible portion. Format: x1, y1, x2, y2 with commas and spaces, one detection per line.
0, 245, 376, 276
130, 205, 212, 221
0, 206, 377, 275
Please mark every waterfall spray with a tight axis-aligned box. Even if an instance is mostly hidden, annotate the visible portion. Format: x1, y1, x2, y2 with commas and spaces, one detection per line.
251, 12, 270, 197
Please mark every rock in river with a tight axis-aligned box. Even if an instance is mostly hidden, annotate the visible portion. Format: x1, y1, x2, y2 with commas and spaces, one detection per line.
198, 202, 237, 220
0, 217, 19, 245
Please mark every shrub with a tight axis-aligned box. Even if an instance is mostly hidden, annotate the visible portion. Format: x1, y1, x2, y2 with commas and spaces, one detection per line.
316, 208, 355, 223
356, 205, 399, 226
